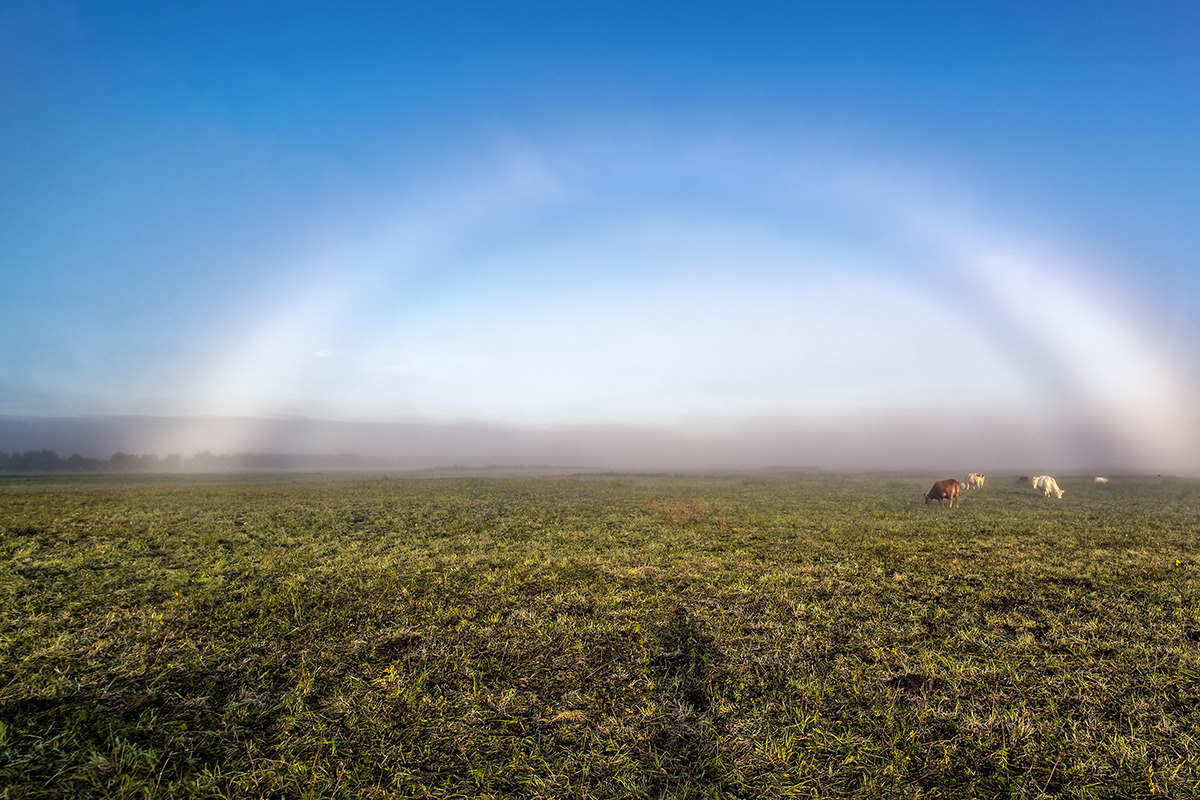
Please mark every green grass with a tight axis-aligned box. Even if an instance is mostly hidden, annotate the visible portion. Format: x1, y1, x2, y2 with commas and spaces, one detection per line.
2, 472, 1198, 798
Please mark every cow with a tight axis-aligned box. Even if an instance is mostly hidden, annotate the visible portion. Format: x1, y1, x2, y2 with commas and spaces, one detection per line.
925, 479, 961, 507
1032, 475, 1064, 499
967, 473, 985, 490
1094, 476, 1109, 484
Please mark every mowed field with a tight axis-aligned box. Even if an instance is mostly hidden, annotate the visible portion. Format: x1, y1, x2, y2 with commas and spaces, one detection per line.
2, 471, 1198, 799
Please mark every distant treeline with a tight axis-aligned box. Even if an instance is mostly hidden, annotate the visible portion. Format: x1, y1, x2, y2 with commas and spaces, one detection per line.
0, 449, 377, 473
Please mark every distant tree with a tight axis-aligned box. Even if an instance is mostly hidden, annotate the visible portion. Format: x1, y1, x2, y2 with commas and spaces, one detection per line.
66, 453, 107, 471
190, 451, 220, 471
110, 452, 140, 471
13, 450, 63, 472
0, 447, 373, 473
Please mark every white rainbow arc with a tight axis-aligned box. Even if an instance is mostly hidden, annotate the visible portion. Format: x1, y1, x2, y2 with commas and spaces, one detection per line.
166, 133, 1200, 473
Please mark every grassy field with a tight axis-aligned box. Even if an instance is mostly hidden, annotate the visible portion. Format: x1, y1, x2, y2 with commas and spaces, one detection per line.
2, 471, 1198, 798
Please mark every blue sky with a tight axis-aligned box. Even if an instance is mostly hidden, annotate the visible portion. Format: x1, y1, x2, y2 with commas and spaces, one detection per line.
3, 1, 1199, 471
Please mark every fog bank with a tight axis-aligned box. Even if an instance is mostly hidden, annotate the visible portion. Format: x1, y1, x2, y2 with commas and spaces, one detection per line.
0, 414, 1186, 476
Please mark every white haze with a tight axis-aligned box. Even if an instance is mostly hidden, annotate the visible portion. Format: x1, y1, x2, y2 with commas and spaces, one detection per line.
4, 133, 1198, 475
0, 413, 1189, 477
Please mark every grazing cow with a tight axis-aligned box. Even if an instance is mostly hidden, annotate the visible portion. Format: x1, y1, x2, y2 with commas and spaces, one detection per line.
1016, 476, 1030, 484
1094, 476, 1109, 484
925, 479, 961, 507
1032, 475, 1065, 499
967, 473, 985, 490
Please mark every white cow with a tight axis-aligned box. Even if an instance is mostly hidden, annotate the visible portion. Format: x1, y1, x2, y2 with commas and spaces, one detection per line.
1094, 476, 1109, 484
1032, 475, 1064, 499
967, 473, 985, 490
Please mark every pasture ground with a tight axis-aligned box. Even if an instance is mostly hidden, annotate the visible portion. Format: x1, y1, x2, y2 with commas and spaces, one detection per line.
2, 471, 1198, 798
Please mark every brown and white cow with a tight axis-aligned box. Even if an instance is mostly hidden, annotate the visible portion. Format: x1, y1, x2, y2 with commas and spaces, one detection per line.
967, 473, 985, 490
925, 478, 962, 507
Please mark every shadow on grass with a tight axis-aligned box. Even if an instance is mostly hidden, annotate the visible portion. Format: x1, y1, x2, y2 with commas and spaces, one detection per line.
641, 603, 737, 792
650, 604, 724, 712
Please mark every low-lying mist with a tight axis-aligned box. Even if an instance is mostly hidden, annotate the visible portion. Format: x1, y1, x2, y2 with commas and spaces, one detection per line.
0, 413, 1183, 476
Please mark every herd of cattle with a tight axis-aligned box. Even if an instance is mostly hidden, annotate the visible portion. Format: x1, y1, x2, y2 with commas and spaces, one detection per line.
923, 472, 1105, 507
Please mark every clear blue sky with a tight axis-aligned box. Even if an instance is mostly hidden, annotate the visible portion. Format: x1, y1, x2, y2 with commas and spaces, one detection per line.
3, 1, 1198, 471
